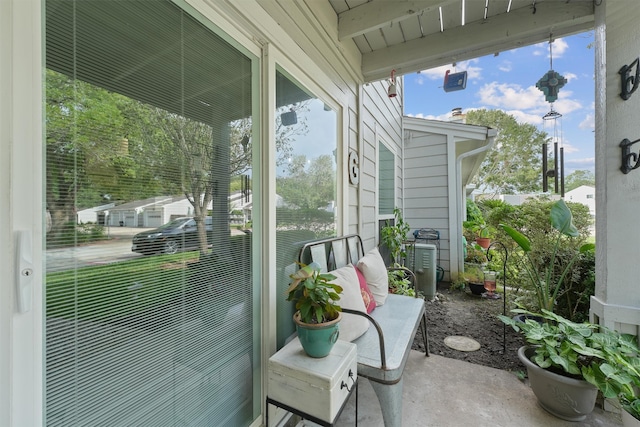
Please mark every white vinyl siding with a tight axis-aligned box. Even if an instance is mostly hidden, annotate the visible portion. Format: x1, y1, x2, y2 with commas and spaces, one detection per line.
403, 132, 450, 276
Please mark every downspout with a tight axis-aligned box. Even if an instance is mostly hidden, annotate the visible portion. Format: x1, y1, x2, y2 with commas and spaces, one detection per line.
454, 131, 496, 277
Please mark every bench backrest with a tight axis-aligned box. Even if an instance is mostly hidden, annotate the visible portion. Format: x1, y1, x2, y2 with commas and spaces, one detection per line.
297, 234, 365, 272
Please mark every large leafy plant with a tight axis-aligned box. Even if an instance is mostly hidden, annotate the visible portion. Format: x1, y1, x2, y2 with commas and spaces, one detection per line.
286, 262, 342, 324
500, 309, 640, 420
585, 334, 640, 421
500, 199, 594, 313
500, 309, 637, 376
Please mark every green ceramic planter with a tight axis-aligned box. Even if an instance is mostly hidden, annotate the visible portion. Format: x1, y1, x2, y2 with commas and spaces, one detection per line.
293, 311, 341, 358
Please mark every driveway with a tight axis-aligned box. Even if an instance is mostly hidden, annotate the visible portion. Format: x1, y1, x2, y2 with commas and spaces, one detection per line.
46, 227, 151, 273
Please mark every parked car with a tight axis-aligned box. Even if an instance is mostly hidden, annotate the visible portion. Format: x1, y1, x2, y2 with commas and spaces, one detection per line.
131, 217, 213, 255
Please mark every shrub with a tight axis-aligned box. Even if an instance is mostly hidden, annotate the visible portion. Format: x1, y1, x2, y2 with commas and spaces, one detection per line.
501, 199, 595, 320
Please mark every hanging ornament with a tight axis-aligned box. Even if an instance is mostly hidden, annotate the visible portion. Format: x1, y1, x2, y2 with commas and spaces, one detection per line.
443, 68, 468, 92
536, 37, 567, 103
536, 70, 567, 103
542, 109, 564, 197
538, 36, 566, 197
388, 69, 397, 98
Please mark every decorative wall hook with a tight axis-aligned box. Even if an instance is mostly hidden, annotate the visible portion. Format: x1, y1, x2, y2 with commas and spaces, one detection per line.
620, 138, 640, 174
619, 58, 639, 100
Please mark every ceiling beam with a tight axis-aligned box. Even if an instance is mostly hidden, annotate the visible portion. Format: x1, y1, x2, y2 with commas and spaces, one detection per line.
338, 0, 457, 41
361, 0, 594, 82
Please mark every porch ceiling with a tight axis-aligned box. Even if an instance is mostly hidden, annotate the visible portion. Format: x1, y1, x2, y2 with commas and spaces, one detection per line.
329, 0, 595, 82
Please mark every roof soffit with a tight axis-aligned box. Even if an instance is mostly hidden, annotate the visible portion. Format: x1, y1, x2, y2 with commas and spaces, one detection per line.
331, 0, 594, 83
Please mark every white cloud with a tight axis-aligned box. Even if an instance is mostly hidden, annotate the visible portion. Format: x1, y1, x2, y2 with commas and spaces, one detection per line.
559, 142, 579, 154
564, 157, 595, 174
414, 75, 427, 86
532, 37, 568, 59
477, 82, 545, 110
498, 61, 512, 72
406, 112, 451, 121
579, 113, 595, 130
563, 72, 578, 82
552, 38, 569, 57
418, 59, 482, 82
568, 157, 596, 165
553, 89, 583, 115
510, 110, 545, 125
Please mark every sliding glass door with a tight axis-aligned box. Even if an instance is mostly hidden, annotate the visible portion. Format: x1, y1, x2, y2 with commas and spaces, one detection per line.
44, 1, 259, 425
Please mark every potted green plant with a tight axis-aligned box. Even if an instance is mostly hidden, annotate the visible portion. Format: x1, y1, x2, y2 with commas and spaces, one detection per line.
464, 219, 493, 249
499, 308, 638, 422
387, 266, 416, 297
464, 241, 488, 265
380, 207, 410, 265
286, 261, 343, 358
474, 225, 493, 249
584, 330, 640, 426
500, 199, 595, 313
460, 264, 485, 296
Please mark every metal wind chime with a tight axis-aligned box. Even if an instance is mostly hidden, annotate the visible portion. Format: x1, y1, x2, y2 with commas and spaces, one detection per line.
536, 37, 567, 197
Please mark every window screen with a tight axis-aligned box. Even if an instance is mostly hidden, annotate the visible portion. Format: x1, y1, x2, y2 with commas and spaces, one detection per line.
44, 1, 258, 425
274, 69, 338, 349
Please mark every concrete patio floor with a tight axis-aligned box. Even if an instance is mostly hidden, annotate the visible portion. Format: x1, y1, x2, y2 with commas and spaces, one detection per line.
328, 350, 623, 427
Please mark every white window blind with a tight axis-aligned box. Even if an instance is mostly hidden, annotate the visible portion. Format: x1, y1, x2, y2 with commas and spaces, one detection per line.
273, 69, 338, 349
44, 1, 258, 425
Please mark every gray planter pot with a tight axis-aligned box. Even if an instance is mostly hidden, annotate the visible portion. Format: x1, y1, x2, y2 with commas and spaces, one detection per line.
518, 346, 598, 421
622, 408, 640, 427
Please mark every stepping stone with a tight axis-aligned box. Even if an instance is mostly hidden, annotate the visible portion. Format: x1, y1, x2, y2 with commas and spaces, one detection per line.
444, 335, 481, 352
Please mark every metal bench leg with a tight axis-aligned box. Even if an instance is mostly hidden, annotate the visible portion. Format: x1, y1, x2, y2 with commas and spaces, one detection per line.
370, 378, 403, 427
422, 311, 429, 356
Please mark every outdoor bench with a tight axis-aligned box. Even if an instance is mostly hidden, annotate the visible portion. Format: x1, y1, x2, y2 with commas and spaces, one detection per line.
297, 234, 429, 427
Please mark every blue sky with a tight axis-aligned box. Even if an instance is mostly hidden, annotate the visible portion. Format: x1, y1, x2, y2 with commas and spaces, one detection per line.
404, 31, 595, 176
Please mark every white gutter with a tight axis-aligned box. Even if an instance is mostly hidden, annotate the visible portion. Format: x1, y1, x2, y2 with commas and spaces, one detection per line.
453, 130, 497, 277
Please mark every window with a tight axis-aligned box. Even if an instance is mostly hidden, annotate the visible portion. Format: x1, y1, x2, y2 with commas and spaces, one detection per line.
44, 1, 259, 425
274, 69, 338, 348
378, 142, 395, 216
587, 194, 594, 199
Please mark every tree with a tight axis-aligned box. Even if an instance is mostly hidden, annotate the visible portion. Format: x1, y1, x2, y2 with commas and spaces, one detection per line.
46, 69, 134, 241
276, 154, 336, 235
565, 169, 595, 192
45, 68, 308, 251
277, 154, 335, 210
465, 109, 547, 194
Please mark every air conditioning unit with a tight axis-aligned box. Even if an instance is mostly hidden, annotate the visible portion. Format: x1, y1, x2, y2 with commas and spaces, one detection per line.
414, 243, 437, 299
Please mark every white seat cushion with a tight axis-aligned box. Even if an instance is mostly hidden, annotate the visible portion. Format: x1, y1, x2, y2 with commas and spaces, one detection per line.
356, 247, 389, 306
329, 264, 370, 342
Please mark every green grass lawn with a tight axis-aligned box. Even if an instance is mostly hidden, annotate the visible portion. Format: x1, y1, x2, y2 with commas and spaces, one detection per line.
47, 235, 252, 321
46, 252, 199, 320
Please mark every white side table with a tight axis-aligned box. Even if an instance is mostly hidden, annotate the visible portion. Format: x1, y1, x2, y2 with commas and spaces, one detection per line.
266, 338, 358, 426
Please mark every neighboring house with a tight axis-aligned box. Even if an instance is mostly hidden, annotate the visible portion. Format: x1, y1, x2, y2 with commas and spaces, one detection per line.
566, 185, 596, 217
3, 2, 638, 427
403, 117, 496, 282
104, 196, 199, 228
76, 203, 115, 224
